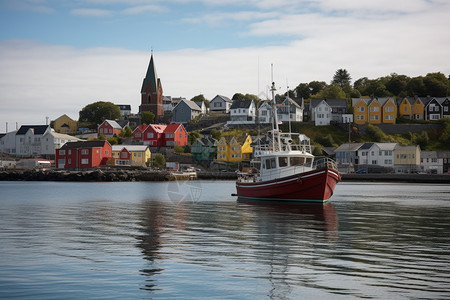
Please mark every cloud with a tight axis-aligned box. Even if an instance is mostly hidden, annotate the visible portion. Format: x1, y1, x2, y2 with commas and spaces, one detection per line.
70, 8, 114, 17
122, 4, 168, 15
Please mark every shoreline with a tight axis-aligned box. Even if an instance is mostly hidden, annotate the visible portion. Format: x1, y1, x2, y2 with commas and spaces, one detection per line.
1, 169, 449, 183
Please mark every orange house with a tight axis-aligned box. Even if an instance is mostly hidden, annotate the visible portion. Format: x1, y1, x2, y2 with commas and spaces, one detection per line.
368, 99, 382, 124
352, 98, 368, 125
412, 97, 425, 120
381, 98, 397, 124
398, 97, 412, 119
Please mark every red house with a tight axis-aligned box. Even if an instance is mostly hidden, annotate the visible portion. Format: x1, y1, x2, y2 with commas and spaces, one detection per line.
132, 125, 147, 141
98, 120, 123, 138
56, 140, 112, 169
133, 124, 167, 146
163, 124, 188, 147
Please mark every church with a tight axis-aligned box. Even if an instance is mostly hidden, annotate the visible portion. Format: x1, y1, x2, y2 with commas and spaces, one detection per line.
139, 52, 163, 119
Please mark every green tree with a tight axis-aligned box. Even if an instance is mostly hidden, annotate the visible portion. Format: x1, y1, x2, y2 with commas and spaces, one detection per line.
141, 111, 155, 125
406, 77, 426, 96
153, 153, 165, 168
332, 69, 352, 88
423, 72, 448, 97
366, 124, 387, 142
119, 126, 133, 138
79, 101, 121, 124
188, 130, 201, 144
295, 83, 311, 99
211, 129, 221, 141
308, 81, 327, 95
386, 73, 410, 96
412, 131, 429, 149
315, 84, 346, 99
107, 137, 119, 145
190, 94, 209, 108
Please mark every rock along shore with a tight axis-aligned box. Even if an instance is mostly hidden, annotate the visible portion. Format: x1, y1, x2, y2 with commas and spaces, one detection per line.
1, 169, 449, 183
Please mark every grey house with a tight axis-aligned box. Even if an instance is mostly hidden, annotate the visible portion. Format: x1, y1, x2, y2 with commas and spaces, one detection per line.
172, 99, 202, 123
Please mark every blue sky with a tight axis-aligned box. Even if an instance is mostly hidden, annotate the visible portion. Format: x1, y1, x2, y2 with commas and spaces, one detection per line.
1, 0, 450, 130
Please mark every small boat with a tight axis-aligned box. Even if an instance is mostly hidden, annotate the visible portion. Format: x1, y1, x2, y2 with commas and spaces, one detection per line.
235, 82, 341, 203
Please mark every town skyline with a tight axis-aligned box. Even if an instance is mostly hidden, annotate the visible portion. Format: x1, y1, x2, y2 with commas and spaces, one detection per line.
1, 0, 450, 131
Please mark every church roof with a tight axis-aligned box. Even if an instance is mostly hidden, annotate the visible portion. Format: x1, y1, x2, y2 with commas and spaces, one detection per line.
141, 54, 158, 93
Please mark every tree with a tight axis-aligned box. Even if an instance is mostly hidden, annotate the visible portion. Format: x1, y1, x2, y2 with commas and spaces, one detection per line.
141, 111, 155, 124
107, 137, 119, 145
332, 69, 352, 88
366, 124, 387, 142
406, 77, 426, 96
79, 101, 121, 124
119, 126, 133, 138
295, 83, 311, 99
188, 130, 201, 145
211, 129, 221, 141
191, 94, 209, 108
308, 81, 327, 95
315, 84, 346, 99
153, 153, 165, 168
386, 73, 410, 96
423, 72, 448, 97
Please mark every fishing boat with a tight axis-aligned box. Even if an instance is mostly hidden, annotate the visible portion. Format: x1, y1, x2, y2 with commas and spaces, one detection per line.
235, 82, 341, 203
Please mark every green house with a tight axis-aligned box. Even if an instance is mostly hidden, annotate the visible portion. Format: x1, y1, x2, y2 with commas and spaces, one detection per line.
191, 137, 218, 161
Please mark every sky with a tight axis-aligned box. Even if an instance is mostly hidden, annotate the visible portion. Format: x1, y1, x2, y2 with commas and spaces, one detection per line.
1, 0, 449, 132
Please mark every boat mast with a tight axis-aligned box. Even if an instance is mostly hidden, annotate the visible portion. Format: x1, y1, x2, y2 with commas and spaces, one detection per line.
271, 64, 281, 152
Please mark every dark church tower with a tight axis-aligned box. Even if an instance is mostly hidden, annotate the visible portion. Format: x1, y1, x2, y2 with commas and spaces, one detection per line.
139, 52, 163, 119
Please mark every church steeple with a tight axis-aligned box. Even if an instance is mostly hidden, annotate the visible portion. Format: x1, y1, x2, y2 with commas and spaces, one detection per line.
139, 51, 163, 119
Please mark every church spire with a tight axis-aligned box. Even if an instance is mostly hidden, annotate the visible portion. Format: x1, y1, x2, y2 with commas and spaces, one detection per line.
139, 51, 164, 118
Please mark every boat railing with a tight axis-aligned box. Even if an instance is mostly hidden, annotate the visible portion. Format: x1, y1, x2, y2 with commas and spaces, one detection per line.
314, 157, 339, 171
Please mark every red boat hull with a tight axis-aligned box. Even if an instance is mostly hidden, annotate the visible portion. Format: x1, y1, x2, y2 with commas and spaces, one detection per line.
236, 167, 341, 203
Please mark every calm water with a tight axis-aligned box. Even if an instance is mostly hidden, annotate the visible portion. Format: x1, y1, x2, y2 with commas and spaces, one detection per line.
0, 180, 449, 299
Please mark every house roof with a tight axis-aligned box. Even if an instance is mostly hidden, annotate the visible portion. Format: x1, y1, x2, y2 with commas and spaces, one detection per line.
359, 142, 374, 150
117, 104, 131, 110
377, 143, 397, 151
60, 140, 109, 149
311, 98, 346, 109
116, 120, 129, 128
437, 150, 450, 158
148, 124, 167, 133
134, 125, 147, 133
141, 54, 158, 93
46, 131, 82, 141
177, 99, 201, 111
16, 125, 50, 135
164, 123, 185, 133
101, 120, 123, 129
421, 151, 438, 159
282, 97, 301, 108
212, 95, 232, 103
335, 143, 364, 152
194, 101, 205, 108
195, 137, 218, 146
230, 99, 253, 109
112, 145, 149, 152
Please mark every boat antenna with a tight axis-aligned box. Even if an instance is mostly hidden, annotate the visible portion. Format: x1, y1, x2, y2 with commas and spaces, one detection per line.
286, 79, 292, 134
271, 64, 281, 152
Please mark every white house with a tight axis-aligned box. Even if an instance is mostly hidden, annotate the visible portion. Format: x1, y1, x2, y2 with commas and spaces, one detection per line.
194, 101, 208, 114
312, 100, 332, 126
357, 142, 396, 170
163, 96, 174, 112
209, 95, 233, 113
258, 101, 272, 124
1, 125, 80, 158
277, 97, 303, 122
227, 100, 256, 125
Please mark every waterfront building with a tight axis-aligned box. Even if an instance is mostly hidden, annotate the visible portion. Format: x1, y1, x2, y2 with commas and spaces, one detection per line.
217, 135, 253, 162
227, 99, 256, 125
98, 120, 123, 138
53, 114, 78, 135
191, 137, 218, 161
172, 99, 202, 123
394, 145, 421, 173
111, 145, 151, 167
209, 95, 233, 113
56, 140, 112, 169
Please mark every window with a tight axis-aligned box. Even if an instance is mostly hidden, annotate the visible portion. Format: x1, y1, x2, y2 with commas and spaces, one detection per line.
372, 160, 377, 164
166, 133, 174, 138
81, 158, 89, 165
358, 106, 365, 112
68, 150, 71, 155
68, 159, 71, 164
279, 157, 288, 167
290, 157, 304, 166
370, 106, 379, 112
136, 132, 141, 137
264, 158, 276, 169
121, 152, 127, 158
59, 150, 65, 155
166, 141, 174, 146
385, 106, 394, 112
147, 133, 154, 138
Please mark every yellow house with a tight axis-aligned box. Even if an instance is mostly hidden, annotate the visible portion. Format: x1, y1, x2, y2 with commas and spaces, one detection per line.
412, 97, 425, 120
111, 145, 151, 167
217, 135, 253, 162
53, 114, 78, 134
398, 97, 412, 119
352, 98, 368, 125
394, 145, 421, 173
381, 98, 397, 124
368, 99, 382, 124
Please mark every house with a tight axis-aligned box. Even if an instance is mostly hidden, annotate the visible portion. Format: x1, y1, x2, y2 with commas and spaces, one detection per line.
420, 151, 441, 174
40, 131, 82, 157
0, 130, 18, 155
191, 137, 218, 161
441, 98, 450, 118
98, 120, 123, 138
14, 125, 51, 157
258, 101, 272, 124
311, 99, 332, 126
311, 99, 347, 124
356, 142, 396, 172
438, 151, 450, 173
378, 98, 397, 124
194, 100, 208, 115
217, 135, 252, 162
117, 104, 131, 117
56, 140, 112, 169
278, 97, 303, 123
424, 97, 442, 121
352, 98, 368, 124
163, 123, 188, 147
53, 114, 78, 134
163, 96, 174, 112
334, 143, 364, 173
111, 145, 151, 167
367, 98, 382, 124
134, 124, 167, 147
209, 95, 233, 113
394, 145, 421, 173
172, 99, 202, 123
227, 100, 256, 125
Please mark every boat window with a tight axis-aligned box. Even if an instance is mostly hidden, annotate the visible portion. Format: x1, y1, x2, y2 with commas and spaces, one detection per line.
279, 157, 288, 167
290, 156, 305, 166
265, 158, 276, 169
305, 158, 313, 166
